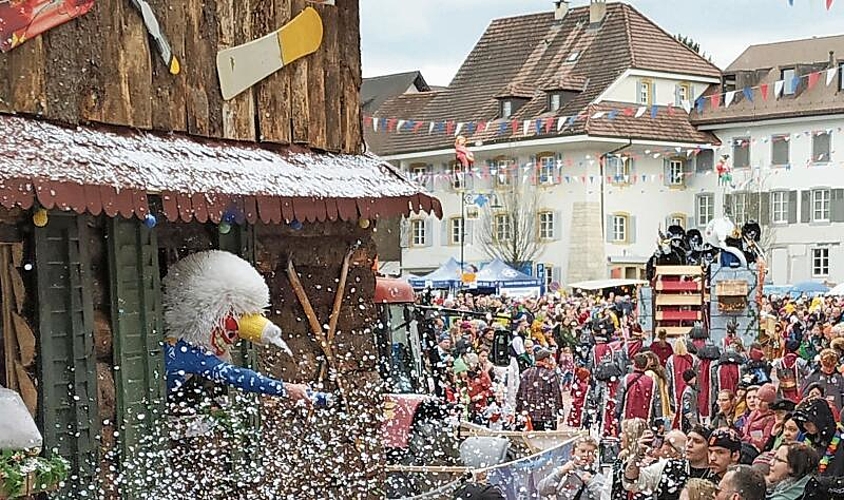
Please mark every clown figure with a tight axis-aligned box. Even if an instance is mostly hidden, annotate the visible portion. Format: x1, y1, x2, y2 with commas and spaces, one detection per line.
162, 250, 317, 405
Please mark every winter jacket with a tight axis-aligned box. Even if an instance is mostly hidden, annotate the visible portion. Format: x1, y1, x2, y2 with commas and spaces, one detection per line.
680, 385, 700, 432
710, 411, 735, 431
767, 476, 811, 500
742, 408, 776, 451
772, 353, 810, 403
537, 466, 604, 500
800, 369, 844, 410
793, 398, 844, 478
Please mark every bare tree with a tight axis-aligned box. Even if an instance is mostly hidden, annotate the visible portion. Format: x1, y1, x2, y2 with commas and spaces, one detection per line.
477, 182, 542, 270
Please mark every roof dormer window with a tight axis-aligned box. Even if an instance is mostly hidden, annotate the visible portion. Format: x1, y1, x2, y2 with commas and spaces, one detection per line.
549, 93, 561, 111
499, 98, 527, 119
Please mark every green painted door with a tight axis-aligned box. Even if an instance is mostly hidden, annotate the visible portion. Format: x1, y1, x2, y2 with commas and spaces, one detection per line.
35, 214, 100, 496
107, 217, 165, 498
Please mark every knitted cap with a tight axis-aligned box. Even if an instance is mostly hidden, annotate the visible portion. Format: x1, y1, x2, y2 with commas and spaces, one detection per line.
757, 383, 777, 404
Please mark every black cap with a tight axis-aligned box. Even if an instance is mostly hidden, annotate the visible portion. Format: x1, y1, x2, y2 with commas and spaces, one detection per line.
770, 398, 796, 412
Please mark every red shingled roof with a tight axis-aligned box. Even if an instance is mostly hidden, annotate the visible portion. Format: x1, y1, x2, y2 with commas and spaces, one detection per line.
366, 3, 720, 156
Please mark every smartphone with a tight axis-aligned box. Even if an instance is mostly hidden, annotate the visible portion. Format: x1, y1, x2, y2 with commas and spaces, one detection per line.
652, 435, 664, 449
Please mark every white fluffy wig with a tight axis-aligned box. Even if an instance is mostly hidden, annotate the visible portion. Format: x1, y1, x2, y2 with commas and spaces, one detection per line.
162, 250, 270, 348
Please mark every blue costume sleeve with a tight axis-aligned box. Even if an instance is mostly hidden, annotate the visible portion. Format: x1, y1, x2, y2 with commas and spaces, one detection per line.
165, 340, 287, 397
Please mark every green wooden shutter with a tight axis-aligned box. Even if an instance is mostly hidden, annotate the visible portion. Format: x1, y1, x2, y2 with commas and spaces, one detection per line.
107, 217, 165, 497
35, 214, 99, 496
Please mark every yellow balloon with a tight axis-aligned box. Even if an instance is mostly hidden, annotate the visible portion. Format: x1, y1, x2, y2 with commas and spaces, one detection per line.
32, 209, 48, 228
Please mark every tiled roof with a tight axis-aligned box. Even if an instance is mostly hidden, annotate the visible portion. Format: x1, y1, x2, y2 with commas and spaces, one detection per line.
587, 102, 719, 144
361, 71, 430, 114
366, 3, 719, 157
693, 36, 844, 125
0, 114, 441, 223
727, 35, 844, 72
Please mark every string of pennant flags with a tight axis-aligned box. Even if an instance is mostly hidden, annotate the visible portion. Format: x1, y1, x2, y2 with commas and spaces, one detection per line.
365, 66, 843, 139
788, 0, 834, 8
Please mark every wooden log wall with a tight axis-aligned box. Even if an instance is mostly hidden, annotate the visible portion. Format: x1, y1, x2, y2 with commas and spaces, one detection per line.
0, 0, 362, 153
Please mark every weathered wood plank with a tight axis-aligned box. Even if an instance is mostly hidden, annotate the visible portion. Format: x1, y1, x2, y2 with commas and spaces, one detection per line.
289, 0, 309, 144
0, 50, 10, 114
43, 20, 81, 124
338, 0, 362, 154
76, 1, 106, 123
322, 5, 341, 152
185, 0, 223, 137
122, 2, 153, 129
252, 0, 291, 144
307, 4, 328, 150
149, 0, 188, 132
100, 0, 132, 126
8, 36, 46, 115
218, 0, 256, 140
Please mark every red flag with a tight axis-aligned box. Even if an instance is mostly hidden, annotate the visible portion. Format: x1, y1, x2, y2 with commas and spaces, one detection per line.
711, 93, 721, 108
413, 121, 425, 132
364, 116, 373, 127
759, 83, 769, 101
445, 121, 455, 136
827, 0, 834, 10
387, 118, 398, 132
477, 121, 487, 134
667, 104, 675, 116
544, 117, 555, 133
622, 107, 635, 117
511, 120, 519, 134
808, 71, 821, 89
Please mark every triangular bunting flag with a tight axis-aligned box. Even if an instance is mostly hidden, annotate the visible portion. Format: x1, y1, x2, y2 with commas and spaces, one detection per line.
742, 87, 753, 102
650, 106, 658, 118
827, 67, 837, 86
695, 98, 705, 113
397, 119, 406, 132
445, 121, 455, 136
498, 121, 508, 135
557, 117, 566, 132
534, 119, 543, 134
635, 106, 647, 118
523, 120, 530, 136
759, 83, 769, 100
808, 71, 821, 90
711, 93, 721, 108
477, 121, 487, 133
428, 122, 435, 134
724, 91, 735, 107
511, 120, 519, 134
681, 100, 692, 114
454, 122, 463, 136
607, 110, 619, 120
623, 107, 635, 117
544, 117, 554, 133
774, 80, 784, 98
592, 111, 606, 119
373, 118, 379, 132
827, 0, 834, 10
667, 104, 675, 116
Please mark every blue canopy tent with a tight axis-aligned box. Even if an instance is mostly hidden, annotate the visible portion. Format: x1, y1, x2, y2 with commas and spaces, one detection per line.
474, 259, 541, 295
408, 257, 463, 289
788, 281, 830, 298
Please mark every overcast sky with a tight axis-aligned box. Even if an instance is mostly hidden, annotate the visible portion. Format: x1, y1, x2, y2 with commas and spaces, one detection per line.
360, 0, 844, 86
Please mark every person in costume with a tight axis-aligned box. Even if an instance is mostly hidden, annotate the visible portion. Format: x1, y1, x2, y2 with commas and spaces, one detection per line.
666, 339, 698, 429
616, 353, 657, 422
454, 135, 474, 169
771, 339, 810, 403
162, 250, 314, 404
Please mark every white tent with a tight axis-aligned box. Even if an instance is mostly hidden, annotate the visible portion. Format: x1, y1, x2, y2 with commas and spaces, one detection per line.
828, 283, 844, 296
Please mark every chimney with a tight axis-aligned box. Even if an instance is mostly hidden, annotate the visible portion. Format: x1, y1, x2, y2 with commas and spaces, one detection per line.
829, 50, 836, 68
554, 0, 569, 21
590, 0, 607, 25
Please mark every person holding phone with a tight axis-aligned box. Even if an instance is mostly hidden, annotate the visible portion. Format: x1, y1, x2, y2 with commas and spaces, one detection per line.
538, 436, 606, 500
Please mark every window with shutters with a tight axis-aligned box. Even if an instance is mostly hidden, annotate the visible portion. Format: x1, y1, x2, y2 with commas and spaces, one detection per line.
449, 217, 463, 245
771, 134, 790, 166
782, 68, 796, 95
733, 192, 748, 225
771, 191, 788, 224
538, 154, 556, 185
697, 193, 714, 226
494, 213, 512, 241
543, 264, 554, 289
608, 155, 631, 185
411, 219, 427, 246
813, 131, 832, 163
668, 159, 685, 186
538, 211, 555, 241
612, 214, 628, 243
812, 248, 829, 277
638, 79, 653, 105
733, 137, 750, 168
813, 189, 831, 222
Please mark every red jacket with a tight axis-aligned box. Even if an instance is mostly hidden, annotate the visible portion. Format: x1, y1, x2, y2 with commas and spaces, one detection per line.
468, 369, 492, 414
741, 409, 776, 451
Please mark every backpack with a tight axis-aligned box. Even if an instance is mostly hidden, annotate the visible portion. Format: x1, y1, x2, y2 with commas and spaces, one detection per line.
698, 345, 722, 360
594, 345, 623, 382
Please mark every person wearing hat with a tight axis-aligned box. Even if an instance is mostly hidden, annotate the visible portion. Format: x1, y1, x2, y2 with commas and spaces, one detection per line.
741, 383, 777, 451
623, 424, 716, 499
801, 348, 844, 412
515, 347, 564, 431
707, 427, 743, 480
771, 339, 809, 404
